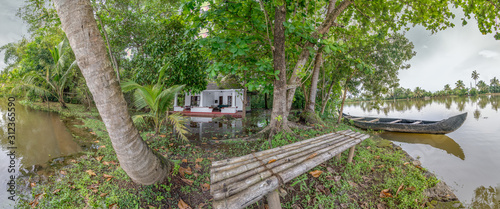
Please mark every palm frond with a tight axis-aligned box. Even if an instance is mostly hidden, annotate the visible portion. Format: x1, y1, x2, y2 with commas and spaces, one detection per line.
168, 112, 189, 141
131, 113, 152, 128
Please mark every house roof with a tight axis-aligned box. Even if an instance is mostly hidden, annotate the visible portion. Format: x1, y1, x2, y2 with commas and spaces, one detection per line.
206, 82, 220, 90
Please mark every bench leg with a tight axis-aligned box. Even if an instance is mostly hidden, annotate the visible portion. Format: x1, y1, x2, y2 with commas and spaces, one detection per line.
336, 153, 341, 161
266, 189, 282, 209
347, 146, 356, 163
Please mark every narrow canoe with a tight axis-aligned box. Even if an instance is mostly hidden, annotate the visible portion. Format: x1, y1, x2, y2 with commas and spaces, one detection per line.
342, 113, 467, 134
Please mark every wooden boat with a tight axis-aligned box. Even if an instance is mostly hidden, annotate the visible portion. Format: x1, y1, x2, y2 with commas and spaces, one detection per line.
342, 113, 467, 134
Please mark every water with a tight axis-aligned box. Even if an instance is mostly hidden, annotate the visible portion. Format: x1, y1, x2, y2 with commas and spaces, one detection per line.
0, 100, 82, 207
344, 95, 500, 207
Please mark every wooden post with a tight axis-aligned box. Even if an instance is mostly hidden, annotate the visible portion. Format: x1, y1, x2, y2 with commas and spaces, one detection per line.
266, 189, 282, 209
347, 146, 356, 163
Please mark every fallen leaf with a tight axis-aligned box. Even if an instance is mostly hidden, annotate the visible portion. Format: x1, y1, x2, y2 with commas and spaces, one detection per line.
169, 143, 174, 146
309, 170, 323, 178
215, 140, 220, 143
159, 134, 166, 138
374, 155, 380, 159
90, 132, 96, 135
52, 189, 61, 195
60, 170, 67, 175
406, 186, 416, 191
379, 189, 393, 198
179, 167, 192, 177
69, 159, 77, 164
99, 145, 106, 149
197, 203, 207, 209
194, 164, 202, 171
377, 165, 385, 168
96, 156, 103, 162
109, 203, 118, 209
195, 158, 203, 163
86, 170, 97, 176
182, 159, 188, 163
212, 137, 218, 140
30, 182, 36, 187
178, 199, 192, 209
201, 183, 210, 191
102, 161, 110, 166
100, 192, 109, 197
389, 167, 395, 173
103, 174, 114, 178
396, 183, 404, 196
403, 162, 410, 166
307, 153, 317, 160
326, 167, 335, 174
366, 146, 371, 149
348, 181, 358, 187
181, 178, 194, 185
268, 159, 277, 164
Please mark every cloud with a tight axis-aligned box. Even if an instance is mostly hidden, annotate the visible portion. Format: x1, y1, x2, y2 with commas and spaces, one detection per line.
478, 50, 499, 58
422, 45, 428, 49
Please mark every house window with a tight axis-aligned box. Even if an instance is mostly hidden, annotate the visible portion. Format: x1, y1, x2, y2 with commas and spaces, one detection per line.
228, 96, 232, 106
191, 96, 200, 106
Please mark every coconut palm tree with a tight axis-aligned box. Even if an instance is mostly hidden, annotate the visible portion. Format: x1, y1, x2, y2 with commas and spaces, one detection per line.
455, 80, 466, 90
54, 0, 169, 185
477, 80, 489, 93
471, 70, 480, 87
491, 77, 499, 87
121, 67, 188, 140
13, 39, 77, 108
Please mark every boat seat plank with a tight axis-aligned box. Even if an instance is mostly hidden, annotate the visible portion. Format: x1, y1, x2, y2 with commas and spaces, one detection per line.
350, 117, 364, 121
367, 118, 379, 123
389, 119, 402, 124
412, 121, 422, 124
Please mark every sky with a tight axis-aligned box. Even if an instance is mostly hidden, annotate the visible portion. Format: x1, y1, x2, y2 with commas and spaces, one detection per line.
401, 8, 500, 92
0, 3, 499, 92
0, 1, 26, 71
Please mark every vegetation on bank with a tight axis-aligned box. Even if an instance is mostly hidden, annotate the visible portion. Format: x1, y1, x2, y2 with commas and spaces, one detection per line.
15, 101, 458, 209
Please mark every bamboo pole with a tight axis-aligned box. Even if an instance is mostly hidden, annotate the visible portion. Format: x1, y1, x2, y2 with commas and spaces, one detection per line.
212, 137, 367, 209
211, 136, 361, 199
266, 190, 282, 209
211, 132, 367, 183
212, 131, 348, 167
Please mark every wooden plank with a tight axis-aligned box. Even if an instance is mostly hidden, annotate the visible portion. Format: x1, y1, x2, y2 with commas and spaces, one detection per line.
388, 119, 402, 124
367, 118, 379, 123
412, 121, 422, 124
350, 117, 364, 121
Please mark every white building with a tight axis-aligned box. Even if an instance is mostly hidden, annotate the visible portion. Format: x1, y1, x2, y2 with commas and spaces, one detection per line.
173, 83, 250, 114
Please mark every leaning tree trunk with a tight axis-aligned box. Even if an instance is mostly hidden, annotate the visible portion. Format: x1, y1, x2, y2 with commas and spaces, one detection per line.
337, 80, 349, 124
301, 49, 324, 124
54, 0, 169, 185
267, 2, 289, 145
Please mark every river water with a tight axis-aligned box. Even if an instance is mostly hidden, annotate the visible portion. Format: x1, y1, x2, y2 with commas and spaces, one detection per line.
0, 100, 81, 208
344, 95, 500, 208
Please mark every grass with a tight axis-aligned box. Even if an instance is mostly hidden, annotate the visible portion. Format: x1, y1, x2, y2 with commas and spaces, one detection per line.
16, 101, 450, 209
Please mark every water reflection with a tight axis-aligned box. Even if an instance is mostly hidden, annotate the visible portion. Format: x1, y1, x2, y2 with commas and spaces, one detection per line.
345, 95, 500, 207
0, 101, 81, 207
470, 184, 500, 209
379, 132, 465, 160
348, 95, 500, 116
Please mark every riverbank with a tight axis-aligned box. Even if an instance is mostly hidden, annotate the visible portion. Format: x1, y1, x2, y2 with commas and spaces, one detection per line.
15, 101, 462, 208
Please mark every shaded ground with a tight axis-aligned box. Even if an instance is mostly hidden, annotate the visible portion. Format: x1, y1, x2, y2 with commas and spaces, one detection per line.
16, 102, 462, 209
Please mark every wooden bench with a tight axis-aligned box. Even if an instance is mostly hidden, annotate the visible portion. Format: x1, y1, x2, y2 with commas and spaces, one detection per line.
210, 130, 370, 209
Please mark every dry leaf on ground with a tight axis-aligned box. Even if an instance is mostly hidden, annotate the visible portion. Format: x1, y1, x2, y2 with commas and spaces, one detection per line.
309, 170, 323, 178
178, 199, 192, 209
201, 183, 210, 191
268, 159, 276, 164
379, 189, 393, 198
195, 158, 203, 163
86, 170, 97, 176
179, 167, 192, 177
181, 178, 194, 185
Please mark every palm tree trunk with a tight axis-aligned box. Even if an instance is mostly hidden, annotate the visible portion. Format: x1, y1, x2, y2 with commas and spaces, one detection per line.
53, 0, 169, 185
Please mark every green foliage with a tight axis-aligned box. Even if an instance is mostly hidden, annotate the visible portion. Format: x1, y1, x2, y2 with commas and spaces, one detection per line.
121, 67, 188, 140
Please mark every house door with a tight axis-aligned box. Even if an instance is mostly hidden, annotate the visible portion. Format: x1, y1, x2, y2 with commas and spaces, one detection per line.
219, 96, 223, 106
191, 96, 199, 106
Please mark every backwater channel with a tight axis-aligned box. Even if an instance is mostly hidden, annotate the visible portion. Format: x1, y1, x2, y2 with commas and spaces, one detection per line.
0, 101, 82, 208
345, 95, 500, 208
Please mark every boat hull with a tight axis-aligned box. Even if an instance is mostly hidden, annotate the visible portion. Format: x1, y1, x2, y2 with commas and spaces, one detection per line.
343, 113, 467, 134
